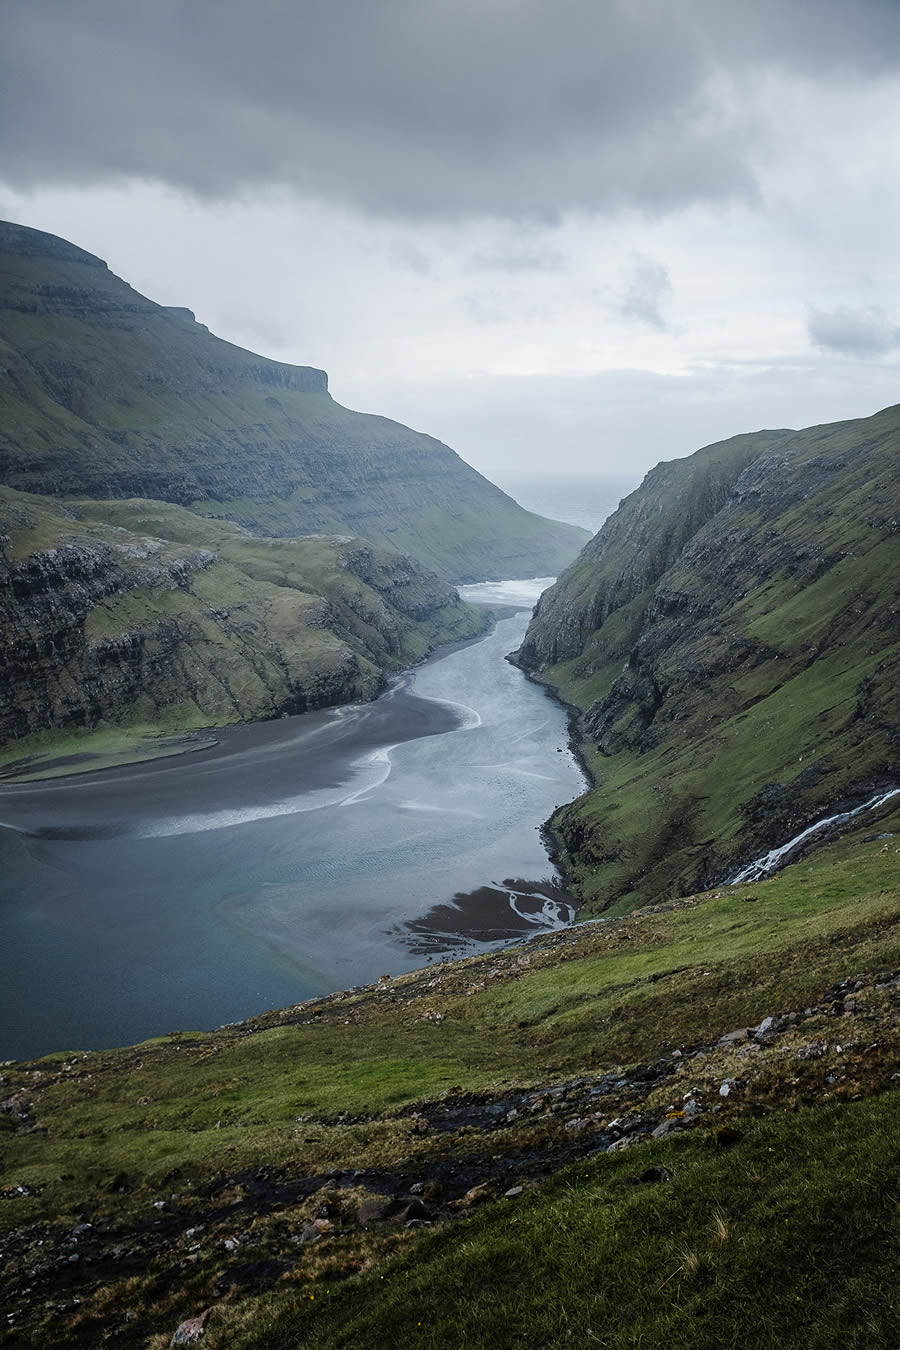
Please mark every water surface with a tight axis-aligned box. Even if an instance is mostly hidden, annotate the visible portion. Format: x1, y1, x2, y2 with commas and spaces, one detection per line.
0, 579, 585, 1059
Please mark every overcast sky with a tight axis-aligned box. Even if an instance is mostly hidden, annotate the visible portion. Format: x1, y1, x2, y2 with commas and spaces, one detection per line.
2, 0, 900, 499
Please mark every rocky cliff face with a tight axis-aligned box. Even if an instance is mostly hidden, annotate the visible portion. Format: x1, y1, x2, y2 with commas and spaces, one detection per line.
0, 220, 587, 582
517, 405, 900, 913
0, 487, 486, 756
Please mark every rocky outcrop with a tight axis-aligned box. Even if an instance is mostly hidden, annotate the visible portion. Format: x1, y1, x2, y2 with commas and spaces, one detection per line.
0, 220, 587, 581
517, 403, 900, 912
516, 429, 789, 670
0, 487, 486, 751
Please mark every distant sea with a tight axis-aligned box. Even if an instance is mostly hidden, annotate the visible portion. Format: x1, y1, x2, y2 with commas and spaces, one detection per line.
494, 472, 639, 536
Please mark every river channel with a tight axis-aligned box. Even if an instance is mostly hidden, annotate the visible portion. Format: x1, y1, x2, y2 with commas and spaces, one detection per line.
0, 579, 586, 1060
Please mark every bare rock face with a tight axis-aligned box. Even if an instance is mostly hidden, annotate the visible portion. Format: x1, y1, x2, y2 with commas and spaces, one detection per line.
170, 1309, 211, 1345
0, 487, 486, 751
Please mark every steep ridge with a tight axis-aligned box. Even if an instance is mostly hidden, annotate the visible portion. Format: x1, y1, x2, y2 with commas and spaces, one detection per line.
517, 404, 900, 912
0, 220, 587, 582
0, 486, 485, 773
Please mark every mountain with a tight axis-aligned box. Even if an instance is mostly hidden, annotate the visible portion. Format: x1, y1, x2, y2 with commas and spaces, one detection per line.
3, 393, 898, 1347
516, 404, 900, 913
0, 220, 588, 583
0, 486, 485, 777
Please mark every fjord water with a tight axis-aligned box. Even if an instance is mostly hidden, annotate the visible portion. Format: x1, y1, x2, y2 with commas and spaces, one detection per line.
0, 580, 585, 1060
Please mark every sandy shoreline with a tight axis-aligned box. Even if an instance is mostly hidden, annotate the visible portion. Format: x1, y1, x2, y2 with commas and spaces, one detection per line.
0, 678, 466, 837
0, 602, 519, 789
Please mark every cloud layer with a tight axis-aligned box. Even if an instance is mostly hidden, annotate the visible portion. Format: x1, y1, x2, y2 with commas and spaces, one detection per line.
2, 1, 900, 491
4, 0, 900, 220
808, 306, 900, 357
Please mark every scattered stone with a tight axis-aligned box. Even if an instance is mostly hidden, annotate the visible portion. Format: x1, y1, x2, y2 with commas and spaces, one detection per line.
0, 1094, 35, 1131
394, 1199, 428, 1224
796, 1038, 827, 1060
606, 1136, 640, 1153
504, 1185, 524, 1198
719, 1080, 734, 1097
651, 1118, 683, 1139
171, 1309, 211, 1346
357, 1196, 392, 1226
718, 1028, 749, 1045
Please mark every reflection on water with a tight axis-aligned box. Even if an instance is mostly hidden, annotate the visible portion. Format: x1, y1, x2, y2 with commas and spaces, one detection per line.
0, 579, 586, 1059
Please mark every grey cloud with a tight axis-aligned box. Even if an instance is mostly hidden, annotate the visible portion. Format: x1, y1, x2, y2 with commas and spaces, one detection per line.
390, 242, 432, 275
808, 305, 900, 356
6, 0, 893, 221
468, 249, 566, 274
700, 0, 900, 78
619, 254, 672, 330
4, 2, 900, 224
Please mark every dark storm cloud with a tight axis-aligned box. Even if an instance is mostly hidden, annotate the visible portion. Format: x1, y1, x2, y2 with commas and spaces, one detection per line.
2, 1, 899, 220
808, 306, 900, 357
619, 255, 672, 330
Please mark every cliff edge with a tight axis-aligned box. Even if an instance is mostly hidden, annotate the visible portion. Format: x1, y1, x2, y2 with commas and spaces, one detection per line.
517, 404, 900, 912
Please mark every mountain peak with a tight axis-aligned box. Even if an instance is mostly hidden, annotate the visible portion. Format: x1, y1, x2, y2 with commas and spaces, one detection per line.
0, 218, 108, 269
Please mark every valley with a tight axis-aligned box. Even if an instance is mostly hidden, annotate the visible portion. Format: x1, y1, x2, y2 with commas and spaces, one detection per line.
0, 220, 898, 1350
0, 583, 585, 1062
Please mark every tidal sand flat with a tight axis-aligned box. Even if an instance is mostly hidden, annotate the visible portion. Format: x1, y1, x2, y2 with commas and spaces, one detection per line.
0, 580, 585, 1060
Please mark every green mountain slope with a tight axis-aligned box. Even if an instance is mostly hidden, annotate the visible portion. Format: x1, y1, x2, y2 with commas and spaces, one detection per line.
516, 404, 900, 912
0, 486, 486, 776
2, 809, 898, 1347
0, 220, 588, 582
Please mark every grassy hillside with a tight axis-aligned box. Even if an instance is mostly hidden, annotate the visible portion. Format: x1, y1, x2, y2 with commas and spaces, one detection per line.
0, 487, 486, 777
2, 806, 898, 1347
0, 220, 587, 582
517, 403, 900, 913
